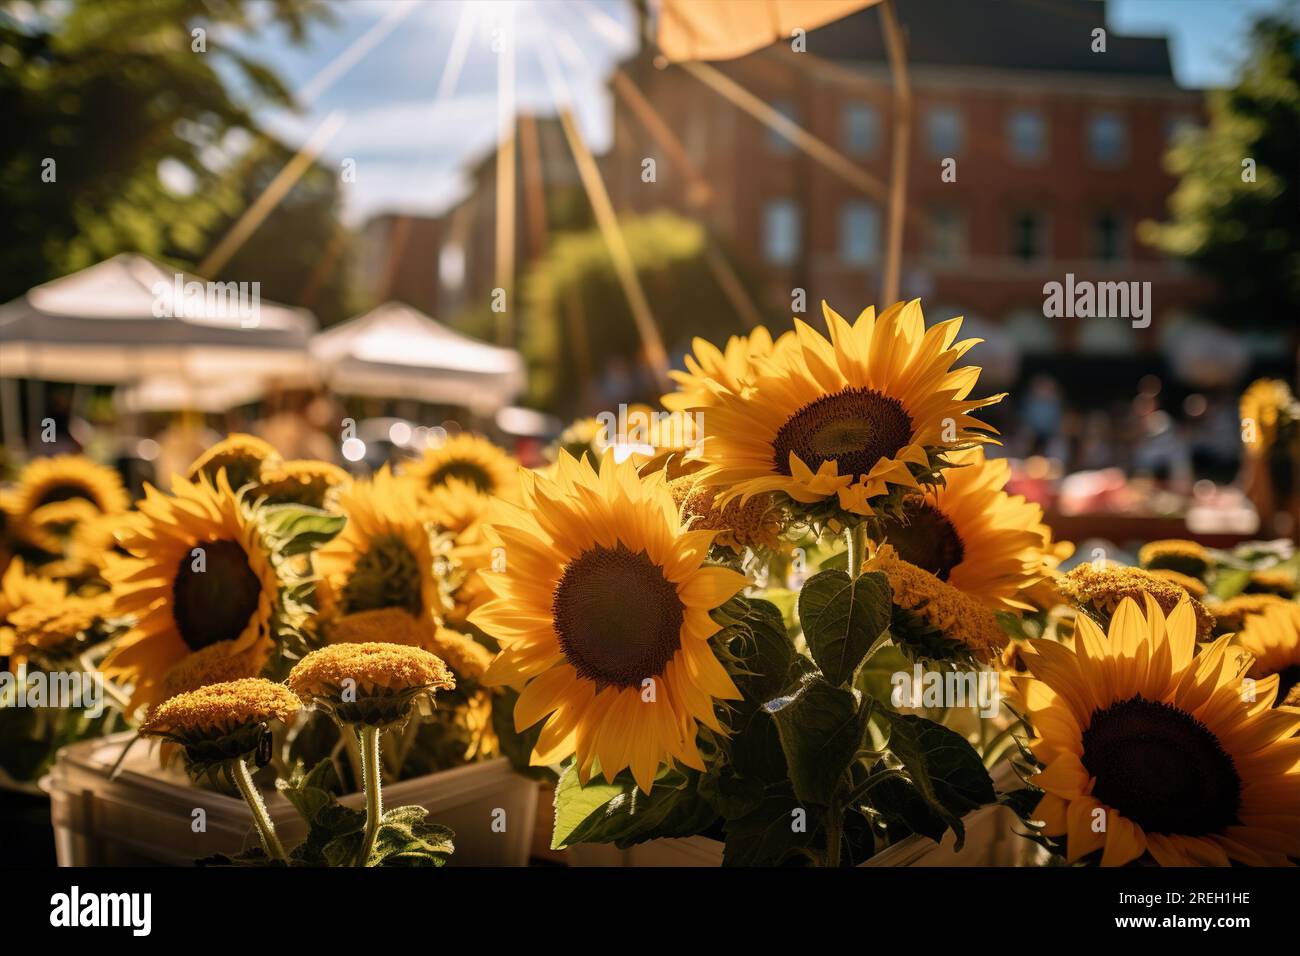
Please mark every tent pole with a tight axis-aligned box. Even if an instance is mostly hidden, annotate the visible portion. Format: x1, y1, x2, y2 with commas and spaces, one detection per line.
0, 378, 22, 454
880, 0, 912, 307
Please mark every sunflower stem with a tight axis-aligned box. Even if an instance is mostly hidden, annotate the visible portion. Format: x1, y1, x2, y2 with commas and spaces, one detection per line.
229, 758, 286, 861
824, 801, 844, 868
357, 725, 384, 867
846, 524, 868, 580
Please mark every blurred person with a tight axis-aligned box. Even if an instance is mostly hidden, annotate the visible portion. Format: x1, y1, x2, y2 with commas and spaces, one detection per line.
1021, 375, 1064, 457
255, 387, 340, 463
1078, 410, 1117, 472
1189, 394, 1243, 484
1131, 410, 1193, 493
153, 413, 220, 484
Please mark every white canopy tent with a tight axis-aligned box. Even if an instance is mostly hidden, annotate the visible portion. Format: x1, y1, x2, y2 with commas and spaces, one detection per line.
0, 253, 317, 384
114, 374, 274, 414
311, 302, 525, 414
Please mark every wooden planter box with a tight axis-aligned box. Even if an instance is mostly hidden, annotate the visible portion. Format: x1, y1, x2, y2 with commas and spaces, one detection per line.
46, 733, 539, 867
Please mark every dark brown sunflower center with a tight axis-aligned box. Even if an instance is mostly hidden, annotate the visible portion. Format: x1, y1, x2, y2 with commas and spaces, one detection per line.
35, 483, 98, 509
341, 534, 423, 617
771, 387, 913, 481
429, 461, 493, 493
1273, 664, 1300, 706
877, 496, 965, 580
172, 539, 262, 652
1080, 696, 1241, 837
552, 545, 684, 690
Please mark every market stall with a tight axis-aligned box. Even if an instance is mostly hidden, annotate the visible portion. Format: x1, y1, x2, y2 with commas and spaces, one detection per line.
310, 301, 525, 415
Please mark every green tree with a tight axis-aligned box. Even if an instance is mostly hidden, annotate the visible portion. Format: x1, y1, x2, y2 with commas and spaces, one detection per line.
0, 0, 348, 321
483, 211, 774, 414
1140, 15, 1300, 329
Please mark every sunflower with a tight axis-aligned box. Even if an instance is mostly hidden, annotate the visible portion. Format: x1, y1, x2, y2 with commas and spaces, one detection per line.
1147, 568, 1209, 600
863, 544, 1007, 662
553, 417, 609, 464
689, 301, 1003, 520
404, 433, 519, 500
316, 468, 441, 649
1018, 536, 1075, 611
102, 473, 284, 714
65, 509, 144, 580
872, 448, 1047, 612
8, 590, 113, 664
1059, 563, 1215, 643
24, 497, 101, 556
1137, 539, 1210, 578
1017, 593, 1300, 866
1244, 567, 1297, 598
0, 490, 23, 574
1209, 592, 1292, 636
288, 642, 455, 727
141, 678, 300, 750
670, 472, 783, 554
469, 451, 748, 793
140, 679, 301, 795
458, 689, 499, 759
251, 459, 350, 509
1235, 601, 1300, 708
325, 605, 489, 678
186, 433, 278, 490
1239, 378, 1295, 457
11, 456, 128, 548
0, 559, 69, 662
661, 325, 787, 412
414, 476, 496, 625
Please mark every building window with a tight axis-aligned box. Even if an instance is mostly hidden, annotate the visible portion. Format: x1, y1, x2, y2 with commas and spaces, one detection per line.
1004, 309, 1057, 354
767, 98, 798, 154
925, 106, 962, 157
843, 102, 880, 157
925, 207, 964, 263
762, 199, 801, 265
1011, 210, 1046, 262
1007, 108, 1046, 163
1088, 112, 1127, 166
839, 202, 881, 265
1092, 211, 1126, 262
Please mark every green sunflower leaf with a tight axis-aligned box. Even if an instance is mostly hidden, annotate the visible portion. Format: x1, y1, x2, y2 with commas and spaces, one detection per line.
258, 503, 346, 556
366, 805, 455, 867
721, 785, 816, 866
876, 711, 996, 850
763, 673, 866, 807
797, 569, 891, 686
551, 763, 718, 850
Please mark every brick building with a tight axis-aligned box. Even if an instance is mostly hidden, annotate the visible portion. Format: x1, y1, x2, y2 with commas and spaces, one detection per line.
603, 0, 1211, 362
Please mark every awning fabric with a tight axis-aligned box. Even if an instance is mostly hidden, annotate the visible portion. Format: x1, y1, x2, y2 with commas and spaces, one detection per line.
656, 0, 880, 62
310, 302, 525, 413
0, 254, 316, 383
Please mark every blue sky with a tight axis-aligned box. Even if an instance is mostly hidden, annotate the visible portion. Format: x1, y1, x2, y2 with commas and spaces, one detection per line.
231, 0, 1292, 224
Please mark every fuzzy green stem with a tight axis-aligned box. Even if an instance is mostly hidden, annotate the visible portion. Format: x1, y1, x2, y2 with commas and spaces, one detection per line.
357, 725, 384, 866
230, 757, 285, 860
846, 523, 868, 580
824, 801, 844, 868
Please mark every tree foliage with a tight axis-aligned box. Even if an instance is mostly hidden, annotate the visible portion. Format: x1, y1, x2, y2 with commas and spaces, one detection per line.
0, 0, 350, 322
1140, 15, 1300, 328
510, 210, 775, 414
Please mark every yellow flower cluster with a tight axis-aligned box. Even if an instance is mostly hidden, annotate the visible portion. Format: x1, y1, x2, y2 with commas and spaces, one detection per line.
141, 678, 300, 741
864, 545, 1007, 661
288, 642, 455, 707
1059, 564, 1215, 642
